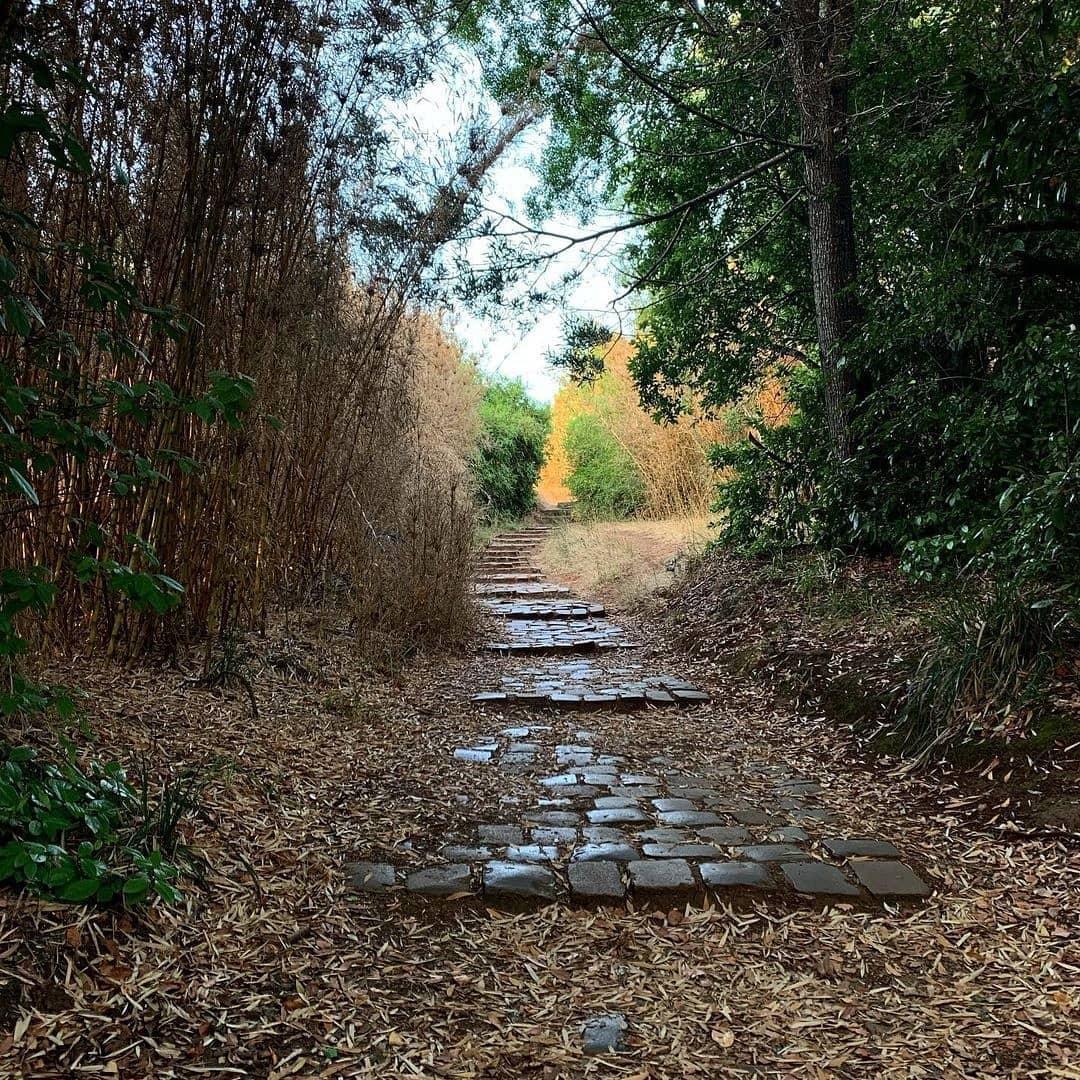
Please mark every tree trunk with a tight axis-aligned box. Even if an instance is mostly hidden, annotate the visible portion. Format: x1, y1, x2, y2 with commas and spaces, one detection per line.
782, 0, 862, 461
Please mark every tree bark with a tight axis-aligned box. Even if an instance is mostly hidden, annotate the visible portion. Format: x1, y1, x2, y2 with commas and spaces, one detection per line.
782, 0, 862, 461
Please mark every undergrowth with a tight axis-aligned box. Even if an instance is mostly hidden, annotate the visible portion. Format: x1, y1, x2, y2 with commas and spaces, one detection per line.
898, 583, 1075, 757
0, 741, 211, 904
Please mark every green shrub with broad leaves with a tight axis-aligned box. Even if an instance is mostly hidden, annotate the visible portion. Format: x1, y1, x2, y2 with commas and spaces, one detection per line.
471, 376, 550, 520
0, 744, 187, 903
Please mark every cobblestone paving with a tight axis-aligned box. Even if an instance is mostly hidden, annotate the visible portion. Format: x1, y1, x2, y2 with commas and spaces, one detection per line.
349, 513, 932, 910
471, 514, 699, 700
348, 717, 932, 908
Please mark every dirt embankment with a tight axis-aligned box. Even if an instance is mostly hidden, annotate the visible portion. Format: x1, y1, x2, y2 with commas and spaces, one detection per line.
658, 546, 1080, 836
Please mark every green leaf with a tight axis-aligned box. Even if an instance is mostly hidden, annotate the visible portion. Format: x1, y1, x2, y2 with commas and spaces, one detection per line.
61, 877, 102, 902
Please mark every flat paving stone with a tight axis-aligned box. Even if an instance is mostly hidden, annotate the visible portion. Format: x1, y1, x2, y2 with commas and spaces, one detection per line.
640, 828, 691, 843
608, 785, 661, 799
572, 842, 640, 863
406, 864, 472, 896
730, 809, 781, 826
642, 842, 725, 859
823, 838, 902, 859
524, 810, 579, 827
587, 807, 649, 825
454, 748, 493, 762
530, 826, 577, 845
657, 810, 722, 827
851, 860, 931, 897
595, 796, 639, 810
483, 861, 557, 901
652, 798, 697, 812
701, 862, 773, 889
478, 824, 523, 845
347, 862, 396, 892
506, 844, 558, 862
628, 859, 695, 893
698, 826, 753, 845
441, 845, 493, 861
568, 860, 626, 902
737, 843, 810, 863
583, 826, 625, 842
768, 826, 810, 842
582, 1014, 628, 1054
781, 861, 860, 897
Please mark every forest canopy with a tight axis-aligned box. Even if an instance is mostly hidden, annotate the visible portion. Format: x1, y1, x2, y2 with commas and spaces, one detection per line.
471, 0, 1078, 608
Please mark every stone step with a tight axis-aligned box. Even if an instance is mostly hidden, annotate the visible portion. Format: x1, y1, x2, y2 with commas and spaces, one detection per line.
473, 583, 572, 597
480, 600, 606, 620
472, 686, 706, 709
484, 640, 640, 657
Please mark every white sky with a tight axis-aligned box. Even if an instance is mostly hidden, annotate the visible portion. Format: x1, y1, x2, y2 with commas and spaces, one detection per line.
388, 58, 634, 404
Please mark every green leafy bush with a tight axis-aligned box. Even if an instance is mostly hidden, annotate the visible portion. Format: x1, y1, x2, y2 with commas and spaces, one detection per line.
564, 413, 646, 519
471, 376, 550, 520
0, 743, 187, 904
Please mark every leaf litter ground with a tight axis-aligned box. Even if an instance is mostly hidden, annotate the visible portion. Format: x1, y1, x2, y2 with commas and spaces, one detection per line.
0, 595, 1076, 1078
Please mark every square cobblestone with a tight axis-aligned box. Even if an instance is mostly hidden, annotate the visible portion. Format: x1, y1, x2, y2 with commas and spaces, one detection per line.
587, 807, 649, 826
572, 842, 639, 862
405, 864, 473, 896
347, 862, 395, 892
478, 824, 523, 845
506, 844, 558, 862
568, 860, 626, 902
483, 861, 557, 901
628, 859, 695, 892
530, 826, 577, 845
823, 838, 901, 859
697, 826, 752, 845
657, 810, 722, 827
736, 843, 810, 862
851, 860, 931, 897
781, 861, 860, 897
700, 862, 773, 889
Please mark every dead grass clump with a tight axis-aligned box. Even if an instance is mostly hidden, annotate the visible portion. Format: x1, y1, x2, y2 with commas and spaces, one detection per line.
537, 517, 710, 611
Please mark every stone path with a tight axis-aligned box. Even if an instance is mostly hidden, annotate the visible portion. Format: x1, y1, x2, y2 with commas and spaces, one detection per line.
348, 512, 932, 910
471, 511, 702, 698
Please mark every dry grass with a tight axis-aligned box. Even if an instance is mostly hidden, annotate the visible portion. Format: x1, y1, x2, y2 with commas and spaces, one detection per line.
535, 518, 711, 611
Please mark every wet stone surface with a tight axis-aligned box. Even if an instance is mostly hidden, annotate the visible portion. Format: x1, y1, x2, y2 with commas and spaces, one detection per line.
483, 861, 558, 901
851, 860, 931, 897
347, 862, 395, 892
582, 1014, 629, 1054
568, 860, 626, 902
781, 861, 861, 897
346, 518, 932, 912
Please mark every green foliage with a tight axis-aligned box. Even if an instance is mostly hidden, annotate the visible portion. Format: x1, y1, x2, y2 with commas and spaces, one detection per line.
563, 413, 645, 519
548, 317, 611, 384
471, 376, 550, 519
898, 583, 1073, 756
0, 743, 191, 904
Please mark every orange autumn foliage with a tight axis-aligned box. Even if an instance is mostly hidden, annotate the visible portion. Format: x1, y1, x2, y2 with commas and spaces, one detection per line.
537, 336, 790, 516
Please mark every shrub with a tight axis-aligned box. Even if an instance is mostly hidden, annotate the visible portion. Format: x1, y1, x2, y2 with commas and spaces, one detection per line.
898, 583, 1074, 755
564, 413, 646, 519
0, 743, 195, 904
471, 377, 550, 520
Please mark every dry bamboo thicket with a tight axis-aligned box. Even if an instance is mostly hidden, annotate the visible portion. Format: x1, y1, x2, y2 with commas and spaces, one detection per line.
0, 1, 510, 658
